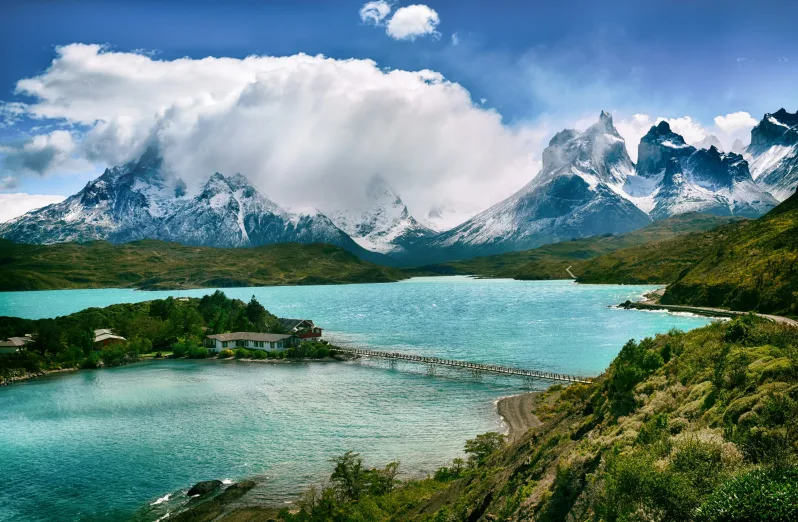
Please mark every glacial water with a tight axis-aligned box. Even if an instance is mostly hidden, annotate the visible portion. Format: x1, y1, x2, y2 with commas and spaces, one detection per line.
0, 278, 714, 521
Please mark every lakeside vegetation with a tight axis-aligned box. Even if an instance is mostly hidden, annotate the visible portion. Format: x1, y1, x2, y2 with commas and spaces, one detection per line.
0, 292, 334, 384
408, 214, 738, 280
573, 191, 798, 316
0, 239, 407, 291
195, 315, 794, 522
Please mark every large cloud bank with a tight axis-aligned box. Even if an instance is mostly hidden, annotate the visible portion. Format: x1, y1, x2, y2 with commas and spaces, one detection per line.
5, 44, 543, 216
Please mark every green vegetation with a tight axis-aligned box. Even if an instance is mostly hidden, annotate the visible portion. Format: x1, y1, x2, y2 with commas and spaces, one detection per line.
241, 315, 796, 522
0, 291, 331, 384
0, 239, 408, 291
573, 192, 798, 316
408, 213, 738, 280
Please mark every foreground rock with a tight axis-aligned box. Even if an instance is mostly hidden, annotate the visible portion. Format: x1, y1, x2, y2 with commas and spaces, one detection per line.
187, 480, 223, 497
169, 480, 265, 521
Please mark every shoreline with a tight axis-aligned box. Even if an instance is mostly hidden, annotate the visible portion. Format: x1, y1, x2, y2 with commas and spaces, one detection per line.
496, 392, 542, 443
0, 355, 349, 386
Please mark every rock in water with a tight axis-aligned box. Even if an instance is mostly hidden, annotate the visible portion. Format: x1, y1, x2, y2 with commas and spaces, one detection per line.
187, 480, 223, 496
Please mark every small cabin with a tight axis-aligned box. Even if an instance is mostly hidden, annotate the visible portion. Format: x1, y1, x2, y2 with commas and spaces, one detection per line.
0, 335, 34, 355
204, 332, 299, 353
94, 329, 126, 349
277, 318, 323, 341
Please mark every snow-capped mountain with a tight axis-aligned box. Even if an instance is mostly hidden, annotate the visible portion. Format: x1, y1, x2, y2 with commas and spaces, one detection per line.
423, 206, 474, 233
632, 121, 776, 219
0, 146, 182, 244
731, 139, 747, 155
327, 176, 435, 254
423, 112, 652, 259
692, 134, 724, 152
746, 108, 798, 201
0, 148, 364, 253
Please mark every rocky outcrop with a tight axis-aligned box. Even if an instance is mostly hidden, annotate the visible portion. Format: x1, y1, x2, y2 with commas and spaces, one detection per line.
187, 480, 223, 497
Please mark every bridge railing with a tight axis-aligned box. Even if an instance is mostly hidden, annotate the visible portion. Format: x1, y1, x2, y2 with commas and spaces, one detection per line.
330, 346, 592, 384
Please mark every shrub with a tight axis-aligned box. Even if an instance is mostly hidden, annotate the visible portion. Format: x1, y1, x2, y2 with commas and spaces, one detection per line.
464, 432, 506, 467
218, 349, 234, 358
186, 346, 209, 359
234, 348, 251, 359
695, 467, 798, 522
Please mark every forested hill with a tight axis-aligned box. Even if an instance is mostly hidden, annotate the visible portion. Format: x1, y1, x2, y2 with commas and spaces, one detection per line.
0, 240, 408, 291
574, 189, 798, 316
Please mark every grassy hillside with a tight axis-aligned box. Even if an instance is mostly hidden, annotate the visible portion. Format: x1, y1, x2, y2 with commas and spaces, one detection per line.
409, 214, 739, 280
0, 240, 408, 291
198, 315, 797, 521
575, 191, 798, 316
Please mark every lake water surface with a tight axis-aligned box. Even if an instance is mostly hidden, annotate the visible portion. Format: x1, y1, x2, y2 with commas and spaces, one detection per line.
0, 278, 714, 521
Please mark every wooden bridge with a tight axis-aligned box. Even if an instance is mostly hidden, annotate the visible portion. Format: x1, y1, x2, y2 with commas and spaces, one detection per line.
330, 346, 593, 384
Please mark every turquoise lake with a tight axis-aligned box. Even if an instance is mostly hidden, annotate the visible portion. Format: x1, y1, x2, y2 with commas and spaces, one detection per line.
0, 277, 715, 521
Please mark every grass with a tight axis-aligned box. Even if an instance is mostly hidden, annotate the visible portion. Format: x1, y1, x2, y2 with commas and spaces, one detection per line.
573, 190, 798, 316
0, 239, 409, 291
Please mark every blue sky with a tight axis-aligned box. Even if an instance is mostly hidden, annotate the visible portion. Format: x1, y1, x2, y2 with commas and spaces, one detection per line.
1, 0, 797, 216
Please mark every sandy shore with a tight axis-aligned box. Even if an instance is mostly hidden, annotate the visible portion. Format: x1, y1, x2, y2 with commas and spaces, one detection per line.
497, 392, 542, 442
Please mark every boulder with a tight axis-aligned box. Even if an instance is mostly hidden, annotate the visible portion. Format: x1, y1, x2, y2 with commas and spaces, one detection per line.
187, 479, 223, 497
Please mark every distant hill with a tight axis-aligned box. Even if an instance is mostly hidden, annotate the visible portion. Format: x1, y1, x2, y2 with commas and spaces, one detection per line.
0, 240, 408, 291
410, 213, 740, 280
575, 190, 798, 316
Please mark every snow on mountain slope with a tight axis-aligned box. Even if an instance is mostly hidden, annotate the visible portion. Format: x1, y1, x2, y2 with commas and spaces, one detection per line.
422, 206, 474, 233
633, 122, 776, 218
747, 109, 798, 201
328, 176, 435, 254
422, 112, 652, 259
0, 150, 362, 254
0, 146, 186, 244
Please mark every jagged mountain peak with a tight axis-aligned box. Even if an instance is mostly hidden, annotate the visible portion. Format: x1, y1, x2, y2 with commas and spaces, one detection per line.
591, 110, 619, 136
747, 108, 798, 200
693, 135, 724, 152
731, 139, 746, 154
327, 175, 434, 254
538, 111, 632, 188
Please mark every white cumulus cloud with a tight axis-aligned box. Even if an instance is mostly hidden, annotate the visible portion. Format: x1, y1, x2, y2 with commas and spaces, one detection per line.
9, 44, 544, 219
714, 111, 757, 133
359, 1, 391, 25
386, 4, 440, 40
0, 193, 65, 223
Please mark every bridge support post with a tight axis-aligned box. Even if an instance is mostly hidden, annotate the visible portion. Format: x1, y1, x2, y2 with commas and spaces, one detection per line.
426, 363, 437, 376
471, 370, 483, 382
523, 377, 536, 390
388, 359, 397, 370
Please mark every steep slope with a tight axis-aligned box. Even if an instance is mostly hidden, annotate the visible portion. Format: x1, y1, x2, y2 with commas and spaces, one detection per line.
328, 176, 435, 254
575, 189, 798, 315
422, 112, 652, 260
0, 239, 408, 291
747, 108, 798, 201
635, 122, 776, 219
0, 150, 370, 257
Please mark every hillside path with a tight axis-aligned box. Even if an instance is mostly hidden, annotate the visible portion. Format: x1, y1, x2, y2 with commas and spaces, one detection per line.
632, 294, 798, 329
